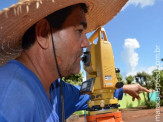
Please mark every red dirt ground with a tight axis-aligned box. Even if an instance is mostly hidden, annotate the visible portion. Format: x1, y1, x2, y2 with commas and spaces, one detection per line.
67, 107, 163, 122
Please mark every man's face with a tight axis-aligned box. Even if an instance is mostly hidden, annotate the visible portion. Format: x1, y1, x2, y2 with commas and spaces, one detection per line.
53, 6, 89, 77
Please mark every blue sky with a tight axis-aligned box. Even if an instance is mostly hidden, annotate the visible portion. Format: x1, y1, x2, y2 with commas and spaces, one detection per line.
86, 0, 163, 80
0, 0, 163, 80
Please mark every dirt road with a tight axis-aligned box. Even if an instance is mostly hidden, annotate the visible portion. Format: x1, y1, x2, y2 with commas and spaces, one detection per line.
121, 107, 163, 122
67, 107, 163, 122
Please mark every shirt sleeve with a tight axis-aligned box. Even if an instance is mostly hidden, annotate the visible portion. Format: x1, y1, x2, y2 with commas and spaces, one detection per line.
55, 81, 89, 120
114, 87, 124, 100
0, 114, 7, 122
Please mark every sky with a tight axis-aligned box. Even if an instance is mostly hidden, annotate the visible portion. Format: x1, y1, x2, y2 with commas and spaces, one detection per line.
87, 0, 163, 80
0, 0, 163, 81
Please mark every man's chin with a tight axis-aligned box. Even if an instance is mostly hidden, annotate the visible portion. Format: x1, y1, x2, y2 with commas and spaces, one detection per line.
72, 66, 80, 75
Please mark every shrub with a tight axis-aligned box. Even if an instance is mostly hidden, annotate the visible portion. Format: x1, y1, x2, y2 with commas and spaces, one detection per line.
146, 101, 156, 109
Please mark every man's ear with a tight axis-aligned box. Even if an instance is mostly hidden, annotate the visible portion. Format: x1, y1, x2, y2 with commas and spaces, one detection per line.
35, 19, 51, 49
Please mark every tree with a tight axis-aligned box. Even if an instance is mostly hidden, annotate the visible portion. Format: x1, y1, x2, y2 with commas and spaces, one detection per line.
116, 72, 126, 85
125, 75, 134, 84
135, 72, 152, 87
62, 72, 83, 85
135, 71, 153, 103
116, 73, 123, 82
152, 69, 163, 98
161, 58, 163, 62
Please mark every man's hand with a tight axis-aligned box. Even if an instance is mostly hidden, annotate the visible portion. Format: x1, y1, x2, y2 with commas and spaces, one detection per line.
123, 84, 150, 101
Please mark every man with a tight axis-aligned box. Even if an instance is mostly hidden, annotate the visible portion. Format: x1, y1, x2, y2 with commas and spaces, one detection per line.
0, 0, 149, 122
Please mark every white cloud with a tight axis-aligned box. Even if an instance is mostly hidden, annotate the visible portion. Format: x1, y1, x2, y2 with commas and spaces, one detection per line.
126, 66, 157, 76
121, 38, 140, 73
121, 39, 158, 77
145, 66, 157, 75
82, 73, 86, 81
126, 70, 137, 76
123, 0, 156, 10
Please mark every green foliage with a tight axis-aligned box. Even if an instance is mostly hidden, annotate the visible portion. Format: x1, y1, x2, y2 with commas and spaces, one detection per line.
160, 100, 163, 106
73, 110, 85, 115
152, 69, 163, 96
116, 73, 123, 81
146, 101, 156, 109
135, 71, 153, 103
62, 72, 83, 85
118, 93, 147, 109
125, 75, 134, 84
134, 70, 163, 106
122, 80, 127, 85
135, 71, 152, 86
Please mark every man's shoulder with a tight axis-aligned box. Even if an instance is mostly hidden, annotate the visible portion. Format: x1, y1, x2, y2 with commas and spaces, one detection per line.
0, 61, 19, 78
0, 61, 37, 117
0, 60, 40, 98
0, 81, 37, 121
0, 61, 35, 99
0, 77, 37, 110
0, 60, 53, 121
0, 60, 26, 84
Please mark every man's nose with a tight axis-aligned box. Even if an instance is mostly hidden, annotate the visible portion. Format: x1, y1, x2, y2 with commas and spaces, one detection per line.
81, 34, 89, 48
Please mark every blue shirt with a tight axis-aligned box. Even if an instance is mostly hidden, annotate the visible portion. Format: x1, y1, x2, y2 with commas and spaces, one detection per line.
0, 60, 123, 122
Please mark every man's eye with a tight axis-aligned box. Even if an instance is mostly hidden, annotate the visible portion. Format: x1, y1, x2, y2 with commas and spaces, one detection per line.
78, 29, 83, 34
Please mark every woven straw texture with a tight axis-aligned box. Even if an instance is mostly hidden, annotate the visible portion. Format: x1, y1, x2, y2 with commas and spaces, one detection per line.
0, 0, 128, 65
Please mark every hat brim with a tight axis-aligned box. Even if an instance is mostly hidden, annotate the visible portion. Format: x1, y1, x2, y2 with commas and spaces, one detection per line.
0, 0, 128, 65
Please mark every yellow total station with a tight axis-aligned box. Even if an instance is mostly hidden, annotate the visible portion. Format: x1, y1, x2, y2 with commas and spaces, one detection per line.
81, 27, 123, 111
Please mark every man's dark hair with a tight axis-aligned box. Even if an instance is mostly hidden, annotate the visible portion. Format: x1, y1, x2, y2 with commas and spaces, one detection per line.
22, 3, 88, 49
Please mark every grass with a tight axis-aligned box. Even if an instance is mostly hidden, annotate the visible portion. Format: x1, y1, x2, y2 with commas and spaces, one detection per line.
119, 93, 147, 109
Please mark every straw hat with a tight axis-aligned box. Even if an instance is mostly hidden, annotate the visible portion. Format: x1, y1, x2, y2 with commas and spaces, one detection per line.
0, 0, 127, 65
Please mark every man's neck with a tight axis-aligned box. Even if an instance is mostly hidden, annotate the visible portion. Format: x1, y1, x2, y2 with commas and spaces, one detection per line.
17, 50, 59, 99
